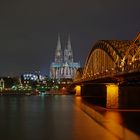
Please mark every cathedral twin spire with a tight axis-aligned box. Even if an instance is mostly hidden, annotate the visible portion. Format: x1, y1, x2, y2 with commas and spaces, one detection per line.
55, 34, 63, 63
55, 34, 73, 63
50, 34, 80, 79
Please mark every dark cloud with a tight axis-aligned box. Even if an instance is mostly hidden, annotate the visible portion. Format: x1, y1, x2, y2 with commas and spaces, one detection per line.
0, 0, 139, 76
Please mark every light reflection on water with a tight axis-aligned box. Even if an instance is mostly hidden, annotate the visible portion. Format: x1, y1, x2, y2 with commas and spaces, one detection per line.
104, 111, 123, 124
74, 96, 122, 140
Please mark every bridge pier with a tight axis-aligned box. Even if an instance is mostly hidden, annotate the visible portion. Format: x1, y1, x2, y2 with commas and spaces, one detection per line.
76, 83, 120, 109
75, 83, 140, 109
106, 84, 119, 109
75, 85, 81, 96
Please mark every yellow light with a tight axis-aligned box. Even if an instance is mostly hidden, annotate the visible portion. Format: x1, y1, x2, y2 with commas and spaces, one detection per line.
106, 84, 119, 108
75, 85, 81, 96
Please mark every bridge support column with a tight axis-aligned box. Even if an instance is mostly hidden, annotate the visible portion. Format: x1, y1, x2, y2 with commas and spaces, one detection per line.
75, 85, 81, 96
106, 84, 119, 109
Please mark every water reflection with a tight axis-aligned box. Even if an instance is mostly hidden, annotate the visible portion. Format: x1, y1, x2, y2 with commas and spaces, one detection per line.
74, 96, 121, 140
104, 111, 123, 124
75, 96, 82, 106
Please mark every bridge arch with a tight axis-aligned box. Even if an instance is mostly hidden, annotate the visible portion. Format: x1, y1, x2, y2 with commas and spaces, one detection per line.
121, 33, 140, 70
82, 40, 130, 79
73, 33, 140, 83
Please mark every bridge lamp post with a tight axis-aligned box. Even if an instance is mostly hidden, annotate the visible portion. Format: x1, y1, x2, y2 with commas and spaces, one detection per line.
119, 65, 123, 72
111, 68, 115, 75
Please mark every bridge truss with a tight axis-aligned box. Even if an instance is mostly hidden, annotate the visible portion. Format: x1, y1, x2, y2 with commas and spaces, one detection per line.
75, 33, 140, 82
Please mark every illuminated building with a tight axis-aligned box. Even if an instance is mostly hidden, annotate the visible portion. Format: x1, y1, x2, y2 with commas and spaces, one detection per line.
21, 72, 41, 86
50, 34, 80, 80
22, 74, 38, 82
0, 78, 5, 91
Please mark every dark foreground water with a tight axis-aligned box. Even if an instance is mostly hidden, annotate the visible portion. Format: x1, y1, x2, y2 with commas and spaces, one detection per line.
0, 94, 139, 140
0, 95, 76, 140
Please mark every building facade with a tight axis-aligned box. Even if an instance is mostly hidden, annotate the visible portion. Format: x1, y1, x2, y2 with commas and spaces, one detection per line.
50, 35, 80, 80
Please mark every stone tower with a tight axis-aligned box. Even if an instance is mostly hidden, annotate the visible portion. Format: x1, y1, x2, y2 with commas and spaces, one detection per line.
55, 34, 63, 63
64, 35, 73, 63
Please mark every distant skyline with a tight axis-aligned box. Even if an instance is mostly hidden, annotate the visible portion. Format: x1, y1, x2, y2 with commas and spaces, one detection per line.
0, 0, 140, 76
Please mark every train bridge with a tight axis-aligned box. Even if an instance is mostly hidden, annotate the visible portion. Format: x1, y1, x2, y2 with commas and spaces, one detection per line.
73, 33, 140, 108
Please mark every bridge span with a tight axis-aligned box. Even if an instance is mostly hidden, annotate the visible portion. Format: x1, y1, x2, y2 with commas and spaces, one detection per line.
72, 33, 140, 109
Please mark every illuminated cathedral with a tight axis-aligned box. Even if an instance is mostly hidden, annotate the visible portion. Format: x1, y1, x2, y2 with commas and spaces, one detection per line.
50, 35, 80, 80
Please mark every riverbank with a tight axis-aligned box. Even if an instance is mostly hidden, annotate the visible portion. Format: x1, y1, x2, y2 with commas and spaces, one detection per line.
75, 96, 140, 140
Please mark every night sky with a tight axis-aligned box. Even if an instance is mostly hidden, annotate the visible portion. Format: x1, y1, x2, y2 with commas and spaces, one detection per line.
0, 0, 140, 76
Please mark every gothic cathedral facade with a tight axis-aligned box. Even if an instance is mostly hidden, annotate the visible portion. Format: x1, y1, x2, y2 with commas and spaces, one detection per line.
50, 35, 80, 80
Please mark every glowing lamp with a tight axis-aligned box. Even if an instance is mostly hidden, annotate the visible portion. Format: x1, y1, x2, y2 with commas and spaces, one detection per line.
75, 85, 81, 96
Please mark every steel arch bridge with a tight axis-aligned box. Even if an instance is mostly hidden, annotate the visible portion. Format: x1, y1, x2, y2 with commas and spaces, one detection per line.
74, 33, 140, 82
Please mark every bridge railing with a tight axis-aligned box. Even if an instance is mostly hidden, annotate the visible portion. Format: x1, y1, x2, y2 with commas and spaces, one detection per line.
117, 59, 140, 73
74, 59, 140, 82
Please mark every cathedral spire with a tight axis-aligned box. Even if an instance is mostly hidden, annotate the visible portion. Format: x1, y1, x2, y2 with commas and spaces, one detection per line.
67, 34, 72, 50
64, 34, 73, 63
55, 34, 63, 63
56, 33, 61, 50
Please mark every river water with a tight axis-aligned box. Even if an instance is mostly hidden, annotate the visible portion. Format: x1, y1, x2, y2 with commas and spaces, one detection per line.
0, 95, 76, 140
0, 94, 139, 140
